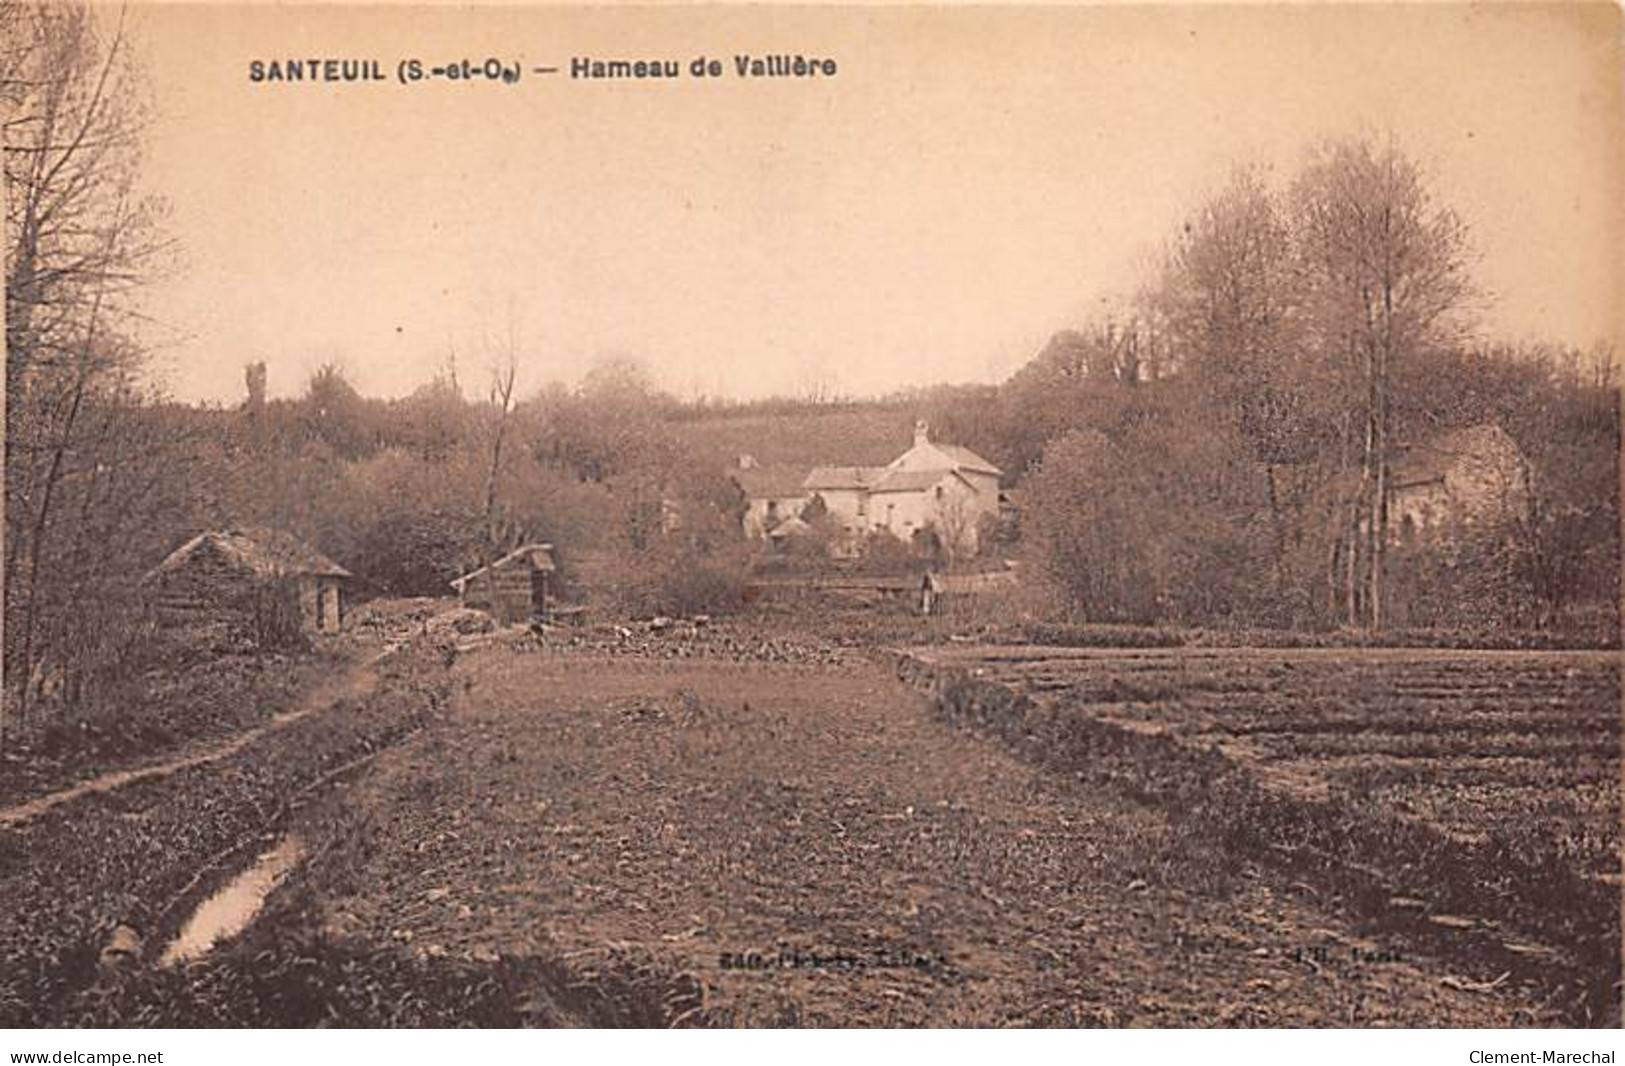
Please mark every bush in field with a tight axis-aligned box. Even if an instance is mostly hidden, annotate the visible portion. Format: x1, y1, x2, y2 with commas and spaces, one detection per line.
652, 550, 750, 616
1024, 422, 1275, 625
853, 529, 925, 576
611, 536, 750, 617
1023, 430, 1146, 621
781, 510, 845, 571
346, 510, 484, 598
310, 449, 494, 596
600, 461, 753, 616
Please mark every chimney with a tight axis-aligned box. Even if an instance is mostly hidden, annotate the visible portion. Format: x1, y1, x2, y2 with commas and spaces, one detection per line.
913, 419, 930, 447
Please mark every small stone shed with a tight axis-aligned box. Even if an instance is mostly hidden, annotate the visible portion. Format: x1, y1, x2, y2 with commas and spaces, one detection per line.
450, 543, 557, 625
146, 527, 351, 635
1389, 423, 1531, 537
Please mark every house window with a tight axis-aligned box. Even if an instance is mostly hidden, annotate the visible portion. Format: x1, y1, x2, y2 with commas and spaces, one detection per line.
767, 500, 779, 523
934, 485, 944, 501
857, 494, 868, 518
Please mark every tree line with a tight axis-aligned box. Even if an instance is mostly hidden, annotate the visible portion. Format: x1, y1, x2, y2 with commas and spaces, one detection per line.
920, 151, 1618, 635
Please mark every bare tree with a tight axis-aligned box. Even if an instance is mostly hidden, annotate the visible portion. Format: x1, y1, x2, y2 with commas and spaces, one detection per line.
1293, 139, 1472, 629
1155, 165, 1300, 401
3, 2, 172, 737
933, 488, 978, 563
4, 3, 166, 393
482, 341, 519, 555
1147, 165, 1306, 599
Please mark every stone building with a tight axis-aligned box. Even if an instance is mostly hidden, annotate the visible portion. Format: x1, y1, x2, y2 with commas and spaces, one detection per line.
146, 527, 350, 637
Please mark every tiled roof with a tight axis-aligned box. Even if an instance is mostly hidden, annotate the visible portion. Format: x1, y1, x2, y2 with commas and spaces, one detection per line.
732, 466, 812, 499
934, 443, 1001, 476
767, 515, 811, 539
150, 527, 350, 580
871, 469, 955, 494
804, 465, 887, 491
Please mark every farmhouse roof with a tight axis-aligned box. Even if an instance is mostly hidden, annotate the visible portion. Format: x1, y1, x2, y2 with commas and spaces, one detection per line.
932, 443, 1001, 476
148, 528, 351, 581
803, 465, 887, 491
766, 515, 811, 539
732, 465, 812, 500
894, 421, 1002, 477
870, 468, 973, 494
449, 543, 557, 592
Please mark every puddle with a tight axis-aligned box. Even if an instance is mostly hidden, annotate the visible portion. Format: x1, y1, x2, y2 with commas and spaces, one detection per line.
159, 834, 306, 967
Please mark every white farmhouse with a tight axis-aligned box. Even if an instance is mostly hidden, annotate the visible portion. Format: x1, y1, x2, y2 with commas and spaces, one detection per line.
733, 421, 1002, 555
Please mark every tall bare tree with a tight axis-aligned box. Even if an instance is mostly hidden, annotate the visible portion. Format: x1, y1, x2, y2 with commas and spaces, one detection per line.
1149, 164, 1307, 599
1292, 139, 1472, 629
3, 2, 172, 734
482, 344, 518, 554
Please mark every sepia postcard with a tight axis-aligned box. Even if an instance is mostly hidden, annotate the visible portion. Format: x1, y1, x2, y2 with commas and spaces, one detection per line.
1, 0, 1620, 1043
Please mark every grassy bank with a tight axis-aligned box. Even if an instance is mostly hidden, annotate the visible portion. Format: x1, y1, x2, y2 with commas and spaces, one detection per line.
0, 649, 348, 811
0, 640, 449, 1027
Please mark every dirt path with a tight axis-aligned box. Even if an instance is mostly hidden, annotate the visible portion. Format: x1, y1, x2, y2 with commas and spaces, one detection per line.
0, 652, 383, 830
302, 649, 1546, 1026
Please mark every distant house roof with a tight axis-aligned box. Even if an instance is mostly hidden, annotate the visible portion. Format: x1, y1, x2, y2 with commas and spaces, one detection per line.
931, 443, 1001, 477
766, 515, 811, 540
804, 465, 887, 491
449, 543, 556, 592
735, 424, 999, 498
732, 465, 812, 500
148, 528, 350, 581
870, 468, 973, 495
1391, 424, 1523, 491
889, 425, 1002, 478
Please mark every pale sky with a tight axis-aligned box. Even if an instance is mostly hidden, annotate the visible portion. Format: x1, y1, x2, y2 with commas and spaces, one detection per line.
126, 3, 1623, 405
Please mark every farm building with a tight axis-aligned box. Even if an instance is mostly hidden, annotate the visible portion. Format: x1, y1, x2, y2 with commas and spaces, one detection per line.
734, 456, 816, 539
146, 527, 350, 636
1389, 424, 1531, 538
450, 543, 557, 625
731, 420, 1003, 555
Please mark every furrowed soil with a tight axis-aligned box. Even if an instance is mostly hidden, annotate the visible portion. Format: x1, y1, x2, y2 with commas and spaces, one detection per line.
286, 639, 1568, 1027
900, 644, 1622, 1025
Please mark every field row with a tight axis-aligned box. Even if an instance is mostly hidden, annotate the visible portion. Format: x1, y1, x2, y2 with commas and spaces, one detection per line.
902, 644, 1621, 1023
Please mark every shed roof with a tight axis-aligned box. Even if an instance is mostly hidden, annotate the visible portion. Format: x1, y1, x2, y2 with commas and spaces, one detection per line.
149, 527, 351, 581
450, 543, 556, 592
